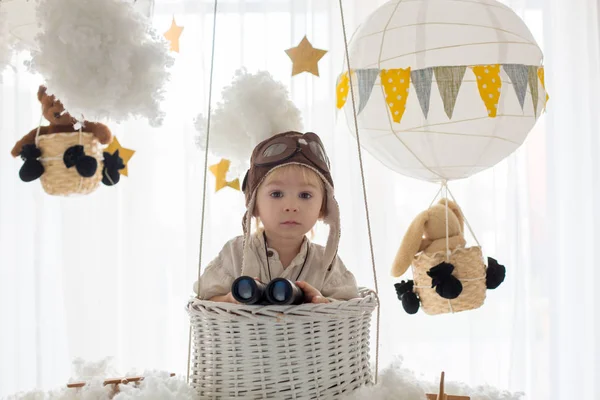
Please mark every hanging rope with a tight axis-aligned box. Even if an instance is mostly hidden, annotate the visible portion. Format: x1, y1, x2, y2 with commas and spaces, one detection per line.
428, 184, 444, 208
443, 182, 450, 262
337, 0, 381, 385
445, 184, 482, 248
429, 180, 481, 248
187, 0, 220, 384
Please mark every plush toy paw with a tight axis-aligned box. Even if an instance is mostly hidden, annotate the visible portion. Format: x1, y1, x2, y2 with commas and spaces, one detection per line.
101, 150, 125, 186
486, 257, 506, 289
394, 280, 420, 314
63, 145, 98, 178
427, 262, 463, 299
18, 144, 45, 182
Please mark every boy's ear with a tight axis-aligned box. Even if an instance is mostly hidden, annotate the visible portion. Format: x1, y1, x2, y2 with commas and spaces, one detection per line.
319, 197, 328, 218
319, 206, 326, 219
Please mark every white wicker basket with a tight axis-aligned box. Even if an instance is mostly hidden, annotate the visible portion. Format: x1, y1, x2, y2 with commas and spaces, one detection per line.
186, 288, 377, 399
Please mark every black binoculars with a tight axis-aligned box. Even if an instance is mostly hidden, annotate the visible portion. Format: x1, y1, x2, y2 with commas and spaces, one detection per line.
231, 276, 305, 305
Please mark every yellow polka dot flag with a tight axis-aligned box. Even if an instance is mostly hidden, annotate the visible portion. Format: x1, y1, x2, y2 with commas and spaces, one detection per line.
538, 66, 549, 111
472, 65, 502, 117
336, 72, 350, 109
380, 68, 411, 123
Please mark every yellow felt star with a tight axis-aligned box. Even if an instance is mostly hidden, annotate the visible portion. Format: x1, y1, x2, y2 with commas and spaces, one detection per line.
209, 159, 240, 192
104, 136, 135, 177
285, 36, 327, 77
164, 16, 184, 53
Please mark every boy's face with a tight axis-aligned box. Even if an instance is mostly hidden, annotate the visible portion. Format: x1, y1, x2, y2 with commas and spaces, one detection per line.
255, 168, 324, 241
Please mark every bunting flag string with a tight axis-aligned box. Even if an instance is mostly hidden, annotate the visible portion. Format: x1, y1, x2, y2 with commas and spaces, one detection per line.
336, 63, 549, 123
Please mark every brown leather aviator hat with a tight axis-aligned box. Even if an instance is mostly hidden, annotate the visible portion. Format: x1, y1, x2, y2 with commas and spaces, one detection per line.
240, 131, 340, 275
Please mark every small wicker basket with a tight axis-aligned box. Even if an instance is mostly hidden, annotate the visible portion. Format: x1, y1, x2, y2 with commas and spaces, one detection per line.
37, 131, 104, 196
187, 288, 377, 399
412, 247, 486, 315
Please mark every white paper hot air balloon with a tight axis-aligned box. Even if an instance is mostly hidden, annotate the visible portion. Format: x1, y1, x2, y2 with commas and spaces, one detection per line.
337, 0, 548, 183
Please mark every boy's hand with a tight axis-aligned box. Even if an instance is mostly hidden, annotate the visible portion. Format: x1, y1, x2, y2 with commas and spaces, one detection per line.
225, 292, 240, 304
295, 281, 330, 304
208, 292, 240, 304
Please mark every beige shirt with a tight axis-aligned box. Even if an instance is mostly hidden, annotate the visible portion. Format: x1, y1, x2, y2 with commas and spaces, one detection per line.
194, 233, 359, 301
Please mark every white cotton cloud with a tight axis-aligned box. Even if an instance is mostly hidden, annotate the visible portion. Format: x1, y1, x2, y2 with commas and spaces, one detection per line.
27, 0, 174, 126
195, 68, 303, 179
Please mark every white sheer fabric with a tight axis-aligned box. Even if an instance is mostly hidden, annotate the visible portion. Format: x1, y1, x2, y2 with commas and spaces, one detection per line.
0, 0, 596, 398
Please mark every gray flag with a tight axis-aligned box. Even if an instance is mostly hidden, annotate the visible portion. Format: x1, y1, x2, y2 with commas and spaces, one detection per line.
433, 66, 467, 119
411, 67, 434, 118
504, 64, 529, 110
528, 66, 539, 117
356, 69, 380, 115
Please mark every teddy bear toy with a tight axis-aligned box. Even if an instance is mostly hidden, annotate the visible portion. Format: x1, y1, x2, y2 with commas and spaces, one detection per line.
11, 86, 123, 190
391, 199, 506, 315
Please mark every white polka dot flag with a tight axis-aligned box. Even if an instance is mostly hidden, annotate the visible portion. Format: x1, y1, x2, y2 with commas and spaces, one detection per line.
336, 63, 548, 124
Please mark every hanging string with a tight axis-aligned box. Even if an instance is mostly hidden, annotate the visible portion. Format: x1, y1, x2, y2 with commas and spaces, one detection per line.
187, 0, 220, 384
34, 111, 44, 146
445, 184, 482, 248
428, 184, 443, 208
196, 0, 219, 300
444, 181, 452, 312
76, 115, 85, 193
338, 0, 380, 385
443, 181, 450, 262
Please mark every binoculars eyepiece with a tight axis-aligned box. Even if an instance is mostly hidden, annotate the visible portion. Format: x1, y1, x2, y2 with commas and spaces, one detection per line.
231, 276, 304, 305
231, 276, 267, 305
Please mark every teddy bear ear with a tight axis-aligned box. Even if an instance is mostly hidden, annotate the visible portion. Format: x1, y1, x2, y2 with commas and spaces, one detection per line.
37, 85, 48, 102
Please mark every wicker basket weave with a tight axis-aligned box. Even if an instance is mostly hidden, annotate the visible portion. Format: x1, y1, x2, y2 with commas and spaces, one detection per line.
412, 247, 486, 315
37, 131, 104, 196
186, 288, 377, 399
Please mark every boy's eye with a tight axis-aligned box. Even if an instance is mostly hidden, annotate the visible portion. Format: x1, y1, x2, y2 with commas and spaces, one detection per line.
270, 191, 283, 198
299, 192, 312, 199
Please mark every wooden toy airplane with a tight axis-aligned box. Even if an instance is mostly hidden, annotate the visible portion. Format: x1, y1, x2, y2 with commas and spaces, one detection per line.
67, 373, 175, 397
426, 372, 470, 400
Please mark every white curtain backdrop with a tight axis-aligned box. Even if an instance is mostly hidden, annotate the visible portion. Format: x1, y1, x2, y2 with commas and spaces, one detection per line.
0, 0, 596, 398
